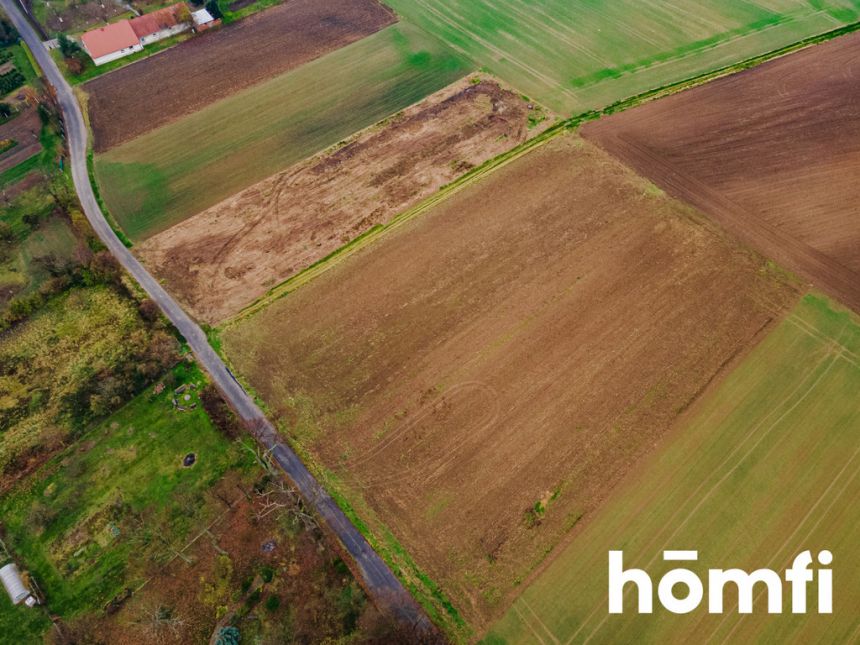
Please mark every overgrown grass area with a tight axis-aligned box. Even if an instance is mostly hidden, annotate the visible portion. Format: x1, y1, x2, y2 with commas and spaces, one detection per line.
95, 23, 468, 241
0, 363, 251, 643
487, 293, 860, 644
385, 0, 858, 113
0, 283, 180, 476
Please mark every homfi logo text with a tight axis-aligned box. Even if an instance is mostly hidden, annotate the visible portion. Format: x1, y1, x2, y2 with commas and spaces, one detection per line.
608, 550, 832, 614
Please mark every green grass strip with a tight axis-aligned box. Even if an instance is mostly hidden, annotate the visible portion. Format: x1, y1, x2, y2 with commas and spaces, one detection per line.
85, 149, 132, 248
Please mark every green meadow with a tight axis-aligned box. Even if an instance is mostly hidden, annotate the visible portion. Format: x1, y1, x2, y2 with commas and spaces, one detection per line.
487, 294, 860, 643
385, 0, 859, 113
95, 23, 468, 241
0, 363, 250, 642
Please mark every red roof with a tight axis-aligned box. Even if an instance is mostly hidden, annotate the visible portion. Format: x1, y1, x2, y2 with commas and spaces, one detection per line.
129, 4, 185, 38
81, 20, 139, 59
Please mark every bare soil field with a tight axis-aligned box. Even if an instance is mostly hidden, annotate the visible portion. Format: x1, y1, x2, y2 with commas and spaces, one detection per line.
139, 76, 547, 323
0, 105, 41, 173
583, 31, 860, 314
85, 0, 395, 151
222, 135, 799, 628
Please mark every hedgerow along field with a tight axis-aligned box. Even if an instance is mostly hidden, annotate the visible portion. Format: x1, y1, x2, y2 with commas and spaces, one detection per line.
384, 0, 860, 114
487, 294, 860, 644
220, 134, 799, 634
583, 30, 860, 314
94, 23, 468, 241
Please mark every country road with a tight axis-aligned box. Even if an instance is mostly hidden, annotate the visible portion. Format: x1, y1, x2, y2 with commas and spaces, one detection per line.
0, 0, 435, 635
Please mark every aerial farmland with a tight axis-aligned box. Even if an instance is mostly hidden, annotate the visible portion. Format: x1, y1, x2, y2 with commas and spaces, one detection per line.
489, 294, 860, 644
3, 0, 860, 641
138, 75, 551, 322
583, 31, 860, 313
85, 0, 397, 150
384, 0, 860, 113
94, 22, 468, 240
220, 134, 800, 632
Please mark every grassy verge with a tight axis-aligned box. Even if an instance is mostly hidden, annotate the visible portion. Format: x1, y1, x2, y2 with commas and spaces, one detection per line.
11, 41, 40, 84
221, 0, 281, 23
85, 149, 132, 247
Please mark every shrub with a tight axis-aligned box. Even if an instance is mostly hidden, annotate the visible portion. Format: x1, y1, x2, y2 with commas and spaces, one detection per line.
200, 385, 242, 439
205, 0, 223, 20
264, 594, 280, 612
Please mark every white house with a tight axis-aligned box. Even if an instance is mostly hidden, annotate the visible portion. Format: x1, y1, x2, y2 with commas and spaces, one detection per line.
81, 4, 190, 66
129, 4, 191, 46
80, 20, 143, 66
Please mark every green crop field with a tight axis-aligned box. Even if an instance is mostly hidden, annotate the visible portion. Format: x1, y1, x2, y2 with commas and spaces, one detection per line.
487, 293, 860, 644
95, 23, 468, 242
384, 0, 860, 114
0, 363, 250, 642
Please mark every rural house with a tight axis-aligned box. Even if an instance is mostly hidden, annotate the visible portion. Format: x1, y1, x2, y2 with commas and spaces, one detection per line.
129, 4, 191, 46
191, 8, 220, 32
80, 20, 142, 66
81, 4, 191, 66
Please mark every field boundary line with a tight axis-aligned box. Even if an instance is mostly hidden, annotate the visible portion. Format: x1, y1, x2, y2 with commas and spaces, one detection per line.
222, 118, 574, 326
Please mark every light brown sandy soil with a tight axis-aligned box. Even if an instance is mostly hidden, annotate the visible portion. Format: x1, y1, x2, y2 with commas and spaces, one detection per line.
85, 0, 396, 151
222, 135, 799, 628
583, 31, 860, 313
0, 105, 41, 173
139, 76, 545, 323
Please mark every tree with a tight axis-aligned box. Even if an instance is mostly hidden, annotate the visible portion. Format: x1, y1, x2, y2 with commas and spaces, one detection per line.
57, 33, 82, 58
215, 626, 239, 645
0, 221, 13, 243
0, 102, 12, 119
174, 3, 191, 24
205, 0, 223, 20
0, 18, 18, 47
137, 298, 160, 322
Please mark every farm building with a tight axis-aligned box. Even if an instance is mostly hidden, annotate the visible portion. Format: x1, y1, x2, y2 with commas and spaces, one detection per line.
0, 563, 37, 607
81, 4, 191, 65
191, 8, 220, 32
130, 4, 191, 45
81, 20, 142, 66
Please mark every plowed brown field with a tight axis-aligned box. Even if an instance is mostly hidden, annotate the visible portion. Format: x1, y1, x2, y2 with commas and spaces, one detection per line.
0, 105, 41, 173
583, 31, 860, 313
140, 77, 545, 323
222, 135, 798, 627
85, 0, 395, 151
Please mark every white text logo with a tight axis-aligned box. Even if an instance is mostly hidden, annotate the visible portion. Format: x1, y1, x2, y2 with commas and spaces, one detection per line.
608, 550, 832, 614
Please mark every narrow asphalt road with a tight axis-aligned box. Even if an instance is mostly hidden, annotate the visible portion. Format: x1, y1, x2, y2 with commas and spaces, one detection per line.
1, 0, 436, 634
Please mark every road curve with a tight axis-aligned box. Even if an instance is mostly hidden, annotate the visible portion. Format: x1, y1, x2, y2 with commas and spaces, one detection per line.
0, 0, 436, 634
